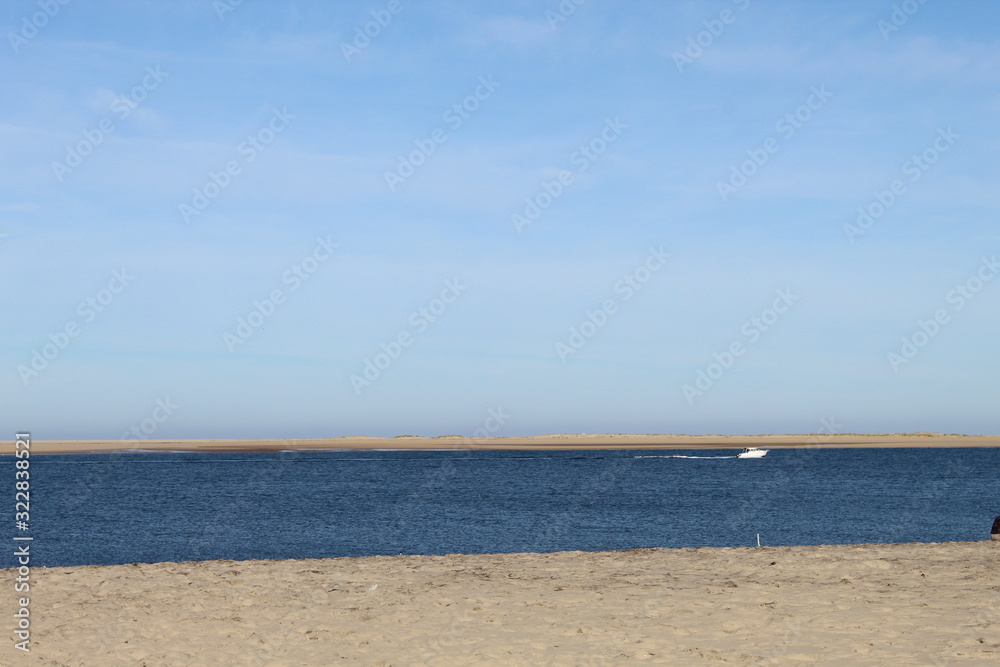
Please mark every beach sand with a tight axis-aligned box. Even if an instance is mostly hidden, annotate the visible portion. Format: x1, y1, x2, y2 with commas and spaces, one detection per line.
4, 541, 998, 665
26, 433, 1000, 454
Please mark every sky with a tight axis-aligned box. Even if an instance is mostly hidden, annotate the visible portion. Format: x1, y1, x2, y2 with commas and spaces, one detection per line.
2, 0, 999, 440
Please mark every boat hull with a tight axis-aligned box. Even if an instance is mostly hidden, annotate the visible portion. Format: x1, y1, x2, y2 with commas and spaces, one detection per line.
737, 449, 768, 458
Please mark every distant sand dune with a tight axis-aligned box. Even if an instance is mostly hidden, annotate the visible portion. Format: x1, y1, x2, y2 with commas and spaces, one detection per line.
24, 433, 1000, 454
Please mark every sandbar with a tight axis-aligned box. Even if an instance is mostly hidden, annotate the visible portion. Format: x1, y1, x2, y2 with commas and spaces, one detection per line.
21, 432, 1000, 454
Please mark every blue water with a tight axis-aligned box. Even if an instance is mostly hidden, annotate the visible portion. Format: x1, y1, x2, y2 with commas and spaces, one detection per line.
3, 447, 998, 568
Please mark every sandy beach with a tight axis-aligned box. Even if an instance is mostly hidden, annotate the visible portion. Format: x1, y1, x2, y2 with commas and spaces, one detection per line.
25, 433, 1000, 454
4, 541, 998, 665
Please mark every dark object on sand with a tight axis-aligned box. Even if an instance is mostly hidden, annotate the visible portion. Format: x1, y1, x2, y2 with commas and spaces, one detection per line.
991, 516, 1000, 541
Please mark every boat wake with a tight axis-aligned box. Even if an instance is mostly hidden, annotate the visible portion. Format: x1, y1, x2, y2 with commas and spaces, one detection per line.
633, 455, 739, 460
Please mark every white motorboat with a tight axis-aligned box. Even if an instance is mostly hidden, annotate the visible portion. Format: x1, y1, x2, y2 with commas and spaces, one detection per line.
737, 447, 768, 459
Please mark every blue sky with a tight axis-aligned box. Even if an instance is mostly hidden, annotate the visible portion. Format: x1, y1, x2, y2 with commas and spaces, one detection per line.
2, 0, 998, 439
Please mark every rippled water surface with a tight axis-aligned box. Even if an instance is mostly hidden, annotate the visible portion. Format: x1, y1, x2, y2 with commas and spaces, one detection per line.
4, 447, 998, 567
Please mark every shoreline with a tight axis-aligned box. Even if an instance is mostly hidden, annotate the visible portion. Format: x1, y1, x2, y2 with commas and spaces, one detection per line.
18, 432, 1000, 454
11, 538, 992, 569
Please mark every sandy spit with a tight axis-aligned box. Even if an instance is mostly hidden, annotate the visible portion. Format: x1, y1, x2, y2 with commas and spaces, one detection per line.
22, 433, 1000, 454
3, 542, 998, 665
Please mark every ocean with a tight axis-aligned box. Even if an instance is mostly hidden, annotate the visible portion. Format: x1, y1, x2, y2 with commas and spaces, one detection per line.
4, 447, 998, 568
